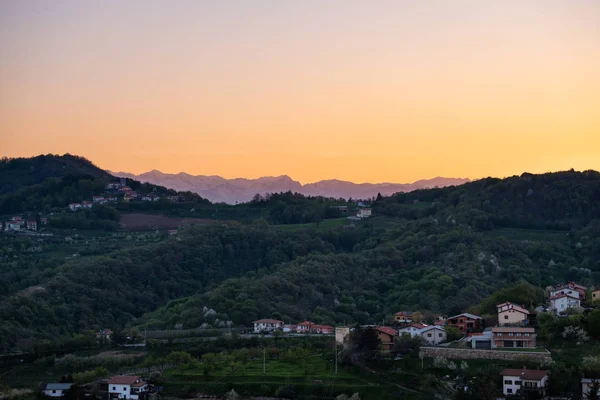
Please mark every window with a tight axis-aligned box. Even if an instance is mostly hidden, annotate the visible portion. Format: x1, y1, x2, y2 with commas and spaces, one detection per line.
497, 333, 503, 337
516, 333, 522, 336
508, 333, 514, 336
525, 333, 530, 337
123, 387, 127, 391
515, 381, 521, 386
52, 390, 56, 394
507, 388, 513, 394
439, 333, 443, 337
504, 380, 512, 384
113, 387, 116, 391
504, 315, 508, 320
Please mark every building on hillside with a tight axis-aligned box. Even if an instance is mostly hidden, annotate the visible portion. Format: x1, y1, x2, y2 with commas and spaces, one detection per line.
253, 319, 284, 333
119, 186, 132, 193
108, 376, 148, 400
551, 281, 587, 300
69, 203, 82, 212
582, 378, 600, 398
40, 217, 48, 225
7, 221, 22, 231
296, 321, 315, 333
497, 302, 530, 326
375, 326, 398, 351
11, 216, 23, 222
434, 320, 446, 326
549, 293, 581, 315
106, 182, 122, 190
283, 324, 297, 333
43, 383, 72, 397
357, 208, 372, 219
168, 196, 180, 203
96, 328, 113, 341
312, 324, 334, 334
168, 230, 178, 236
492, 327, 536, 348
26, 220, 37, 231
93, 196, 105, 203
446, 313, 483, 335
593, 289, 600, 303
82, 201, 93, 209
107, 196, 118, 202
500, 368, 548, 397
469, 328, 494, 350
418, 326, 447, 345
394, 311, 413, 324
335, 326, 350, 346
398, 323, 428, 338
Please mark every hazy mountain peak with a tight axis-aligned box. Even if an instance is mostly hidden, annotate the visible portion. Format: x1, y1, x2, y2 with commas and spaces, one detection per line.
108, 169, 470, 204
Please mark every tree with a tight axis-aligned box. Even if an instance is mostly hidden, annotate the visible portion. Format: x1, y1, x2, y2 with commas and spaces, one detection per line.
446, 326, 463, 342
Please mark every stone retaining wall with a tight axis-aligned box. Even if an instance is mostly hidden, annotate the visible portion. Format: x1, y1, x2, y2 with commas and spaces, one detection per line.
419, 346, 551, 363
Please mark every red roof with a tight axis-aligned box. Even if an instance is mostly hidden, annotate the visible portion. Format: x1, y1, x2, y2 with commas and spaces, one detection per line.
313, 324, 333, 330
376, 326, 398, 336
550, 293, 579, 300
395, 311, 413, 316
435, 320, 446, 326
500, 369, 548, 380
297, 321, 314, 326
254, 319, 283, 324
108, 376, 145, 386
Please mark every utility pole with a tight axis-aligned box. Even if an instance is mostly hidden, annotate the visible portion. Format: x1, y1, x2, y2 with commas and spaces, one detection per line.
335, 344, 338, 375
263, 347, 266, 375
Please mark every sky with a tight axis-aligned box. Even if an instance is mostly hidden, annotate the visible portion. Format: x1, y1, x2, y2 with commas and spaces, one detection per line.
1, 1, 599, 184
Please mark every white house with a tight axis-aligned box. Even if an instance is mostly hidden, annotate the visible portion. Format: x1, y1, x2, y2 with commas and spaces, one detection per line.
398, 323, 428, 338
418, 325, 447, 345
108, 376, 148, 400
106, 182, 121, 190
43, 383, 72, 397
497, 302, 530, 326
500, 368, 548, 397
357, 208, 372, 219
82, 201, 93, 209
582, 378, 600, 398
93, 196, 105, 203
549, 293, 581, 314
550, 286, 581, 300
253, 319, 284, 333
69, 203, 82, 212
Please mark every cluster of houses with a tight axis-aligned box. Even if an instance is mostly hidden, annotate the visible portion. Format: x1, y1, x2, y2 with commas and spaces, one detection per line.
44, 375, 154, 400
68, 180, 180, 212
253, 319, 334, 334
2, 215, 47, 232
330, 204, 372, 221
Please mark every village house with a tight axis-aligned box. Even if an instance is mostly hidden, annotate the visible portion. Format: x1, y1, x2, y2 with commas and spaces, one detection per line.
93, 196, 105, 203
469, 328, 494, 350
357, 208, 372, 219
253, 319, 284, 333
311, 324, 334, 334
40, 217, 48, 225
118, 186, 132, 193
296, 321, 315, 333
82, 201, 93, 209
394, 311, 413, 324
168, 196, 180, 203
581, 378, 600, 398
108, 376, 148, 400
26, 220, 37, 231
549, 293, 581, 314
446, 313, 483, 335
283, 324, 297, 333
43, 383, 72, 397
551, 281, 587, 300
69, 203, 82, 211
106, 182, 122, 190
500, 368, 548, 397
375, 326, 398, 351
96, 328, 113, 341
6, 221, 23, 231
497, 302, 530, 326
168, 229, 178, 236
399, 323, 428, 338
107, 196, 118, 202
492, 327, 536, 348
418, 326, 447, 345
124, 192, 138, 201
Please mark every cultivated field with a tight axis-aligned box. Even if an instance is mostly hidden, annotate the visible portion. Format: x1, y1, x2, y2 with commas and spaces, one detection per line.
119, 213, 220, 230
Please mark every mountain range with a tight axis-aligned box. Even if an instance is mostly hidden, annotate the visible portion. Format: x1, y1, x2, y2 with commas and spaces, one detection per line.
106, 170, 470, 203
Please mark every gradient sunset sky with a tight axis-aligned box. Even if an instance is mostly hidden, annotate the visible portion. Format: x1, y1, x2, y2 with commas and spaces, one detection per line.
1, 1, 599, 183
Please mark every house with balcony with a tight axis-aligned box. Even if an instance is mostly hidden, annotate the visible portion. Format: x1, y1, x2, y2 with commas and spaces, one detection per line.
497, 302, 530, 326
492, 327, 536, 348
253, 319, 284, 333
108, 376, 148, 400
551, 281, 586, 301
549, 293, 581, 315
398, 323, 428, 338
500, 368, 548, 397
446, 313, 483, 335
43, 383, 72, 398
375, 326, 398, 351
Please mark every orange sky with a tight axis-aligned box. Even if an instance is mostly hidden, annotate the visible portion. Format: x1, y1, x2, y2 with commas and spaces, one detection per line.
1, 1, 599, 184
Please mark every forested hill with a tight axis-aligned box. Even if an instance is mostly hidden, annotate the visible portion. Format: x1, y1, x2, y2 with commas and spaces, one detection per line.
0, 154, 208, 214
1, 167, 600, 352
0, 154, 110, 195
373, 169, 600, 230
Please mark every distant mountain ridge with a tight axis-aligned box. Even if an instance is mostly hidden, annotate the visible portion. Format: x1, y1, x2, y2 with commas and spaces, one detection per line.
107, 169, 470, 203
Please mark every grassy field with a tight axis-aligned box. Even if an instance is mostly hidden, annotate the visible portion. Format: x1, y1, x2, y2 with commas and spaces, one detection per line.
274, 218, 350, 232
483, 227, 569, 241
164, 358, 421, 399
